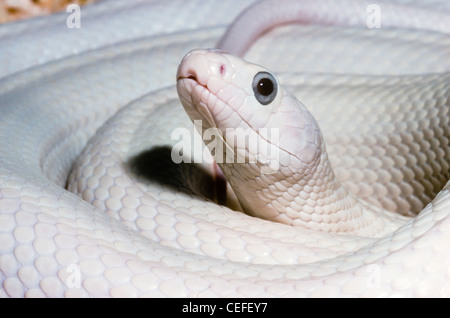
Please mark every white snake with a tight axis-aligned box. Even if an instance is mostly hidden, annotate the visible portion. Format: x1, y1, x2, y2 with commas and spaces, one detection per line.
0, 0, 449, 297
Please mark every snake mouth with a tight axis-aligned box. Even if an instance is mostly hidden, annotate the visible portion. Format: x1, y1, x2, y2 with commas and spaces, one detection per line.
177, 74, 255, 158
178, 72, 292, 167
177, 75, 217, 130
177, 75, 284, 173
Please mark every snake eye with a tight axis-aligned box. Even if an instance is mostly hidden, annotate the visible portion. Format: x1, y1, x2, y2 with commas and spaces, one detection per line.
252, 71, 277, 105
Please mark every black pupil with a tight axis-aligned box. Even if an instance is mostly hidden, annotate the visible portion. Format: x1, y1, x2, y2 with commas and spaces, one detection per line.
257, 78, 274, 96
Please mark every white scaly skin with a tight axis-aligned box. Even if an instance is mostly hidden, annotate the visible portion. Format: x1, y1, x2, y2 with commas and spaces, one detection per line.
217, 0, 450, 56
0, 0, 449, 297
176, 49, 408, 235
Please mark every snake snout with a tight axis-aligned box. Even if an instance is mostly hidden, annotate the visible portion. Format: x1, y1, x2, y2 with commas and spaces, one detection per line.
177, 49, 233, 90
176, 49, 211, 87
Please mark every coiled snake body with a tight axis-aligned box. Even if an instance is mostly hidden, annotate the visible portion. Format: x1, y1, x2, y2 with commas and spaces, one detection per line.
0, 0, 449, 297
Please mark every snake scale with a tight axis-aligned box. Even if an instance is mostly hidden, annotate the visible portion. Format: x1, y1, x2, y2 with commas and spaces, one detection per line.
0, 0, 449, 297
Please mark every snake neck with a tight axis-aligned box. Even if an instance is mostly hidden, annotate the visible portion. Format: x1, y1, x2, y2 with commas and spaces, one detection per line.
285, 148, 402, 237
222, 141, 408, 237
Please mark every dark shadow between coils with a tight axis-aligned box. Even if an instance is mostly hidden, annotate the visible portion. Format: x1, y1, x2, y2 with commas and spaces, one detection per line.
127, 145, 217, 202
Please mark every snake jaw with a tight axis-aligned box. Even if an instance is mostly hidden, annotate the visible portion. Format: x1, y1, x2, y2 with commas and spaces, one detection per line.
177, 75, 244, 165
177, 49, 263, 132
177, 76, 216, 129
176, 49, 229, 131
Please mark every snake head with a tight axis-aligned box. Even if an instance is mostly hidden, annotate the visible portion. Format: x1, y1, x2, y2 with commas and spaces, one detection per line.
176, 49, 323, 171
176, 49, 328, 224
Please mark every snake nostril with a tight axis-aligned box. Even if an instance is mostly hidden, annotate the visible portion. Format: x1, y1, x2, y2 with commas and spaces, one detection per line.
220, 64, 226, 76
